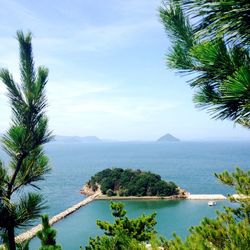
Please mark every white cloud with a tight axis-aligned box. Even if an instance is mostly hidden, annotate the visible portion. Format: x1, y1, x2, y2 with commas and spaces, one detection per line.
47, 80, 114, 100
0, 84, 6, 95
32, 18, 159, 54
0, 38, 19, 70
48, 92, 177, 124
0, 0, 160, 57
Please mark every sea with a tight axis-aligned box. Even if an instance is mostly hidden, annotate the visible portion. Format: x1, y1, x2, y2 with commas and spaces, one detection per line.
0, 141, 249, 249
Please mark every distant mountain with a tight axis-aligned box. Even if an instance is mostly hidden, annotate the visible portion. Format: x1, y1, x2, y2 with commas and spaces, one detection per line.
157, 133, 180, 142
54, 135, 102, 143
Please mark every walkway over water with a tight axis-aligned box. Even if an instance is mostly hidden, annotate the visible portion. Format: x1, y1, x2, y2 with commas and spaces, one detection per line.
15, 191, 100, 243
95, 194, 227, 200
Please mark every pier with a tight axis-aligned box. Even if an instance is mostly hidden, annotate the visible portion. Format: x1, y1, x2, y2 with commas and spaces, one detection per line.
15, 191, 100, 243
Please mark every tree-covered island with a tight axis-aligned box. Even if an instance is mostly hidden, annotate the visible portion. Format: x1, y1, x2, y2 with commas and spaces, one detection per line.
81, 168, 186, 198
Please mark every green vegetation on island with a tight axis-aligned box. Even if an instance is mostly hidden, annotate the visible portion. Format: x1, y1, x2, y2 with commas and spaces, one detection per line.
85, 168, 179, 197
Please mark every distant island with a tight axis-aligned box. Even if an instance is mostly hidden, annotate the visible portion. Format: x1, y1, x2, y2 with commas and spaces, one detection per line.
157, 133, 180, 142
81, 168, 186, 198
54, 135, 102, 143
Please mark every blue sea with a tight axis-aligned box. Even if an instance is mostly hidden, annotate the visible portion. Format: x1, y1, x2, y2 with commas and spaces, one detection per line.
38, 141, 249, 216
0, 141, 249, 249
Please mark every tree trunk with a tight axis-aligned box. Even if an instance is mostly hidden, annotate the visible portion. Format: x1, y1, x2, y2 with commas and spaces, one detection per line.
7, 226, 16, 250
7, 153, 26, 198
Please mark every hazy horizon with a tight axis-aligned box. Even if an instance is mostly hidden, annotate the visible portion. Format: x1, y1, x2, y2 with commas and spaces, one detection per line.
0, 0, 249, 141
52, 134, 250, 142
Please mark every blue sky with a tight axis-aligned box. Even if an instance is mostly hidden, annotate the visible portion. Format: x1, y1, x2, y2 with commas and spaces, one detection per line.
0, 0, 249, 141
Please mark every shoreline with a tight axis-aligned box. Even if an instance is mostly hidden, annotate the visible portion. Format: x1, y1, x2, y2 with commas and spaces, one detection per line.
95, 194, 227, 200
81, 185, 227, 201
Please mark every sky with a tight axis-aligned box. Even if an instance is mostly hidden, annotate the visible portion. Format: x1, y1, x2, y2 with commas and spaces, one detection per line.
0, 0, 249, 141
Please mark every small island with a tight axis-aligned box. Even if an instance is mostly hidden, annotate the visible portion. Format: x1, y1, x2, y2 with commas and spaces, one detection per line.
157, 133, 180, 142
81, 168, 187, 199
54, 135, 102, 143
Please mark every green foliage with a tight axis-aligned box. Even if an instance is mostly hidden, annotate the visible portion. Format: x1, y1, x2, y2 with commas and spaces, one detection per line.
85, 233, 147, 250
106, 189, 115, 197
88, 168, 178, 197
159, 0, 250, 127
0, 193, 46, 229
0, 31, 52, 250
85, 202, 157, 250
181, 0, 250, 46
16, 240, 30, 250
156, 2, 250, 248
37, 215, 61, 250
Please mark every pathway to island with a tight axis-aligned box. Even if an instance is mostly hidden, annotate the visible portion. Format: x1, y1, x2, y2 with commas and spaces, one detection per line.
14, 192, 231, 243
15, 190, 101, 243
96, 194, 227, 200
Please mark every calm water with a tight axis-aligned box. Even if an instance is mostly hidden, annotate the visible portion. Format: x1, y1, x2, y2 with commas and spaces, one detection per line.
0, 141, 249, 248
38, 141, 249, 216
29, 199, 232, 249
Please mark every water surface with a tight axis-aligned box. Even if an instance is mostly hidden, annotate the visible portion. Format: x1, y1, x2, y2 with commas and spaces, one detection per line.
29, 199, 231, 249
38, 141, 249, 216
0, 141, 249, 248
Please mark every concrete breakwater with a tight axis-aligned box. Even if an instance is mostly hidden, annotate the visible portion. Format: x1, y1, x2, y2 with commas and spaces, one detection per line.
96, 194, 227, 200
187, 194, 226, 200
15, 191, 100, 243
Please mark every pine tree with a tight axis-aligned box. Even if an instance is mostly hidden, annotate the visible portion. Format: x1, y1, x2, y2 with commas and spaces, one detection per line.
85, 202, 156, 250
158, 1, 250, 249
0, 31, 52, 250
180, 0, 250, 46
159, 0, 250, 127
37, 215, 61, 250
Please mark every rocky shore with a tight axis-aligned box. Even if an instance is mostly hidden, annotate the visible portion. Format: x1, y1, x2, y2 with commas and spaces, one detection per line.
81, 184, 189, 200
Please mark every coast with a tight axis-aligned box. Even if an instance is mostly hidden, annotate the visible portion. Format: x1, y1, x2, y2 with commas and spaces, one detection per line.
81, 184, 227, 200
